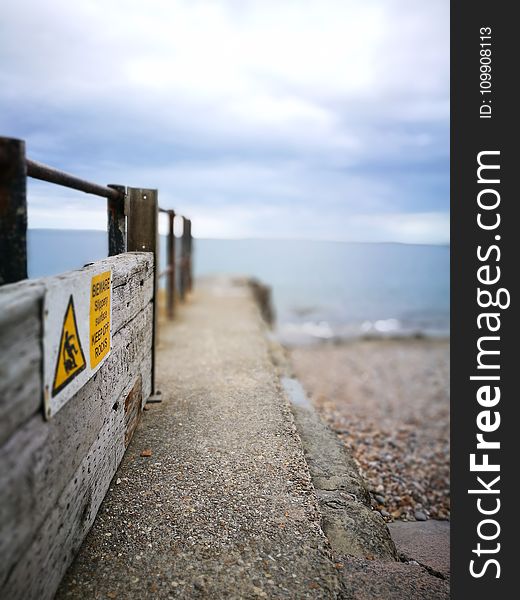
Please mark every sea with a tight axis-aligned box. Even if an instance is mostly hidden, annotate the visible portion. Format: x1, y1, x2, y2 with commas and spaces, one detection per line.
27, 229, 450, 343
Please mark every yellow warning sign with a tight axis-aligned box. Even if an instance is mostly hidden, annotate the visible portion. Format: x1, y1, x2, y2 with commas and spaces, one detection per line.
52, 295, 86, 397
43, 267, 113, 418
90, 271, 111, 368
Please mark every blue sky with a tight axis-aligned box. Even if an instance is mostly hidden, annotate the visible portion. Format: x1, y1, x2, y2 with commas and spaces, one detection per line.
1, 0, 449, 243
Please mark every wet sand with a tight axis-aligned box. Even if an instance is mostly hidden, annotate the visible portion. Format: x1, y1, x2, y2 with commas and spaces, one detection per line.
289, 338, 450, 522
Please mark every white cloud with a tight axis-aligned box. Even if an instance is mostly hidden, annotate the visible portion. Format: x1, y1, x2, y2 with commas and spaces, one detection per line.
2, 0, 449, 243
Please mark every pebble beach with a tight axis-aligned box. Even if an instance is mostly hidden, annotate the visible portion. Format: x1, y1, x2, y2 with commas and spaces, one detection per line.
290, 338, 450, 523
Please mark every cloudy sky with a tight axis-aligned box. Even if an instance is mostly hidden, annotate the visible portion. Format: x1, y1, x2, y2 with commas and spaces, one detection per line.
1, 0, 449, 243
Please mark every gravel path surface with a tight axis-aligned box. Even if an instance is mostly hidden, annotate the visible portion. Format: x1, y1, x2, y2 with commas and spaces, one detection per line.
290, 339, 450, 523
57, 278, 340, 599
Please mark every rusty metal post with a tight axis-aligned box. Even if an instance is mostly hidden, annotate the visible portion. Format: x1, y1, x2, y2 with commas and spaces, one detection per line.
186, 218, 193, 293
167, 210, 176, 319
126, 188, 159, 397
126, 188, 158, 254
0, 137, 27, 285
107, 184, 126, 256
179, 217, 187, 302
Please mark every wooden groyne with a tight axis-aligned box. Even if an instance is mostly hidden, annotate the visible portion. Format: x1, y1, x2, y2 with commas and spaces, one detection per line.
0, 255, 153, 597
0, 136, 193, 599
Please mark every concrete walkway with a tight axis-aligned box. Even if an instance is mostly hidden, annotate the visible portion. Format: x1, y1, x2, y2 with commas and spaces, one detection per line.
57, 278, 341, 599
56, 278, 450, 600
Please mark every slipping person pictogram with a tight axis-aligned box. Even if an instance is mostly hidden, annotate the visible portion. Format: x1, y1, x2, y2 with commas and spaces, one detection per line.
52, 295, 86, 396
63, 330, 79, 373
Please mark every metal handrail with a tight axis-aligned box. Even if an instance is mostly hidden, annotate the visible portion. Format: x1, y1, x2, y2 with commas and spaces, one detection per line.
1, 137, 193, 318
1, 134, 196, 405
27, 159, 124, 201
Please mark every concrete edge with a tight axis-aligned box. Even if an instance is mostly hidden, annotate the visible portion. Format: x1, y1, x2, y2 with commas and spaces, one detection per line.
247, 284, 397, 562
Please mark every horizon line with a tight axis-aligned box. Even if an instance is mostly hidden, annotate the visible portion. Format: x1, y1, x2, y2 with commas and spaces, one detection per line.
28, 227, 450, 248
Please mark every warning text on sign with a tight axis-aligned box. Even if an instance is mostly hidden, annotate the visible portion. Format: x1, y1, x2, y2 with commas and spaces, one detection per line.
90, 271, 111, 368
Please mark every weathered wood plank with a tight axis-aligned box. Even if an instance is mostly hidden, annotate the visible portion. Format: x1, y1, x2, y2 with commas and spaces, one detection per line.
111, 256, 154, 334
1, 357, 151, 599
0, 253, 153, 445
34, 252, 154, 336
0, 285, 44, 446
124, 376, 143, 446
0, 253, 154, 597
0, 303, 153, 591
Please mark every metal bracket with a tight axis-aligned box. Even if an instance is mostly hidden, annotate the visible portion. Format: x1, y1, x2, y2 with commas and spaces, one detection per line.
146, 390, 163, 404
